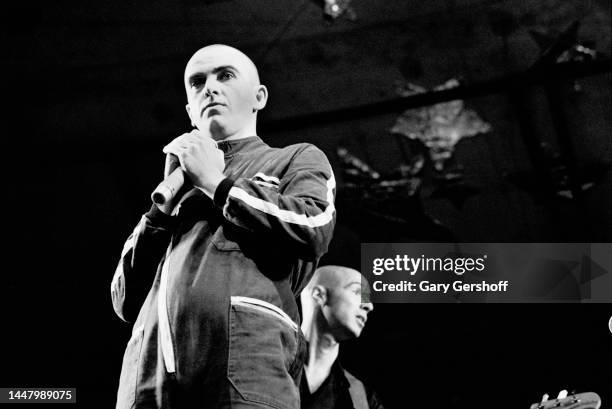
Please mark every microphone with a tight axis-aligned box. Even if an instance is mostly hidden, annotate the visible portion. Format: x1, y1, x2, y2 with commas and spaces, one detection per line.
151, 154, 185, 206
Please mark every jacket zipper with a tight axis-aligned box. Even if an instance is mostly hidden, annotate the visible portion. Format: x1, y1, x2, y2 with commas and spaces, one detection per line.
158, 247, 176, 373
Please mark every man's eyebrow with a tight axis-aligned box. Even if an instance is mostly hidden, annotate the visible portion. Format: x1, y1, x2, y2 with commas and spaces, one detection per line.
212, 65, 238, 74
344, 281, 362, 288
187, 66, 239, 83
187, 73, 206, 84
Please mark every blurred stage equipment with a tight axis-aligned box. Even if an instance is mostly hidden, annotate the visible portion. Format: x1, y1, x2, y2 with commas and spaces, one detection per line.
506, 20, 608, 201
336, 147, 380, 180
529, 21, 599, 68
337, 145, 422, 200
529, 21, 599, 93
390, 79, 492, 172
336, 145, 454, 240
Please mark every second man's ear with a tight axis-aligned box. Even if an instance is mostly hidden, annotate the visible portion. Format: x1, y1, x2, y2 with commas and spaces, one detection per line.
312, 286, 327, 306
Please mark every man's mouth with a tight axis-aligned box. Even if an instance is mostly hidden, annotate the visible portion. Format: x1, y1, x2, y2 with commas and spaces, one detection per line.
356, 316, 366, 326
202, 102, 224, 115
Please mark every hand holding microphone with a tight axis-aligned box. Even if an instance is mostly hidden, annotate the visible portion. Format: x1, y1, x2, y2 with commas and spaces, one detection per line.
151, 130, 225, 207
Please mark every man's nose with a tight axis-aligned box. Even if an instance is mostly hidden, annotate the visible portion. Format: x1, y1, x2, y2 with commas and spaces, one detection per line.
361, 302, 373, 313
204, 80, 220, 97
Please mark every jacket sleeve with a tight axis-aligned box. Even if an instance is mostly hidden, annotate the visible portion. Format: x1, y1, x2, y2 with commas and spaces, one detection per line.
213, 145, 336, 259
111, 205, 175, 323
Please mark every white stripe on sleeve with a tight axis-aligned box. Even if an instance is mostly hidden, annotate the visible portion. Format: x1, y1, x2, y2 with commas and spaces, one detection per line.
254, 180, 279, 189
253, 172, 280, 184
228, 174, 335, 228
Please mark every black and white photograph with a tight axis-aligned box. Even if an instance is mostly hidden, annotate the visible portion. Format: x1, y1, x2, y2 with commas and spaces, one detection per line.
3, 0, 611, 408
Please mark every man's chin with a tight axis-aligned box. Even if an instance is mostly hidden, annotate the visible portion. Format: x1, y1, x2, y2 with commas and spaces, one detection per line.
208, 120, 230, 140
343, 326, 362, 340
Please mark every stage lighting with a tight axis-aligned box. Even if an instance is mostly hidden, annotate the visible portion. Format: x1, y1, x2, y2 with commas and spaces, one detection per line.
323, 0, 355, 20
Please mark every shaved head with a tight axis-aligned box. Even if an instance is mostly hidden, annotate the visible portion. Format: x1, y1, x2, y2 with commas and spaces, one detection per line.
184, 44, 261, 90
301, 265, 373, 341
183, 44, 267, 140
304, 265, 361, 293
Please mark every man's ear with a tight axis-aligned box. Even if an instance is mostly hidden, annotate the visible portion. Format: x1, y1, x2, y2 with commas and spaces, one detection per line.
185, 104, 196, 127
312, 285, 327, 306
253, 84, 268, 112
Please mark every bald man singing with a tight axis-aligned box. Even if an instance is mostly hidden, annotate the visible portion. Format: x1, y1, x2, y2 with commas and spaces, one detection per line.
300, 266, 384, 409
111, 45, 336, 408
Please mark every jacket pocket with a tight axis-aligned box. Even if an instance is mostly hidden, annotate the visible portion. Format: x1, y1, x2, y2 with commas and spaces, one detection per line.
116, 325, 144, 409
227, 296, 300, 409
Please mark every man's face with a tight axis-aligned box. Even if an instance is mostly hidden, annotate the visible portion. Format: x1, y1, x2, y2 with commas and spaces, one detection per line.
322, 270, 373, 341
184, 46, 260, 140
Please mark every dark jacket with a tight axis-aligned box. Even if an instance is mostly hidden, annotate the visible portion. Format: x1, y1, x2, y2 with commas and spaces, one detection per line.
300, 359, 385, 409
111, 136, 336, 408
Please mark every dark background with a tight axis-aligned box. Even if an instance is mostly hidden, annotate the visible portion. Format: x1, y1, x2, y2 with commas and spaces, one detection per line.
3, 0, 611, 408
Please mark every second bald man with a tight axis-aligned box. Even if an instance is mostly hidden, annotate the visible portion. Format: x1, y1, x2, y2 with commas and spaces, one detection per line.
300, 266, 384, 409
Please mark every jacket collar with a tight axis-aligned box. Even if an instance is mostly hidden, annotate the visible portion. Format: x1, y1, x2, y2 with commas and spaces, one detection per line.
216, 135, 265, 156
